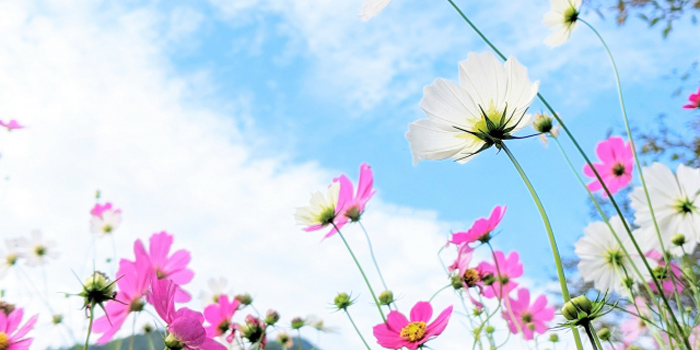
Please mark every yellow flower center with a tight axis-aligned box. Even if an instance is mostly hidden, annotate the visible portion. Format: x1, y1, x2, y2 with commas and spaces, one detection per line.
462, 268, 480, 287
0, 332, 9, 350
156, 269, 167, 279
103, 224, 113, 233
563, 6, 579, 25
399, 321, 427, 342
612, 163, 625, 176
34, 245, 46, 256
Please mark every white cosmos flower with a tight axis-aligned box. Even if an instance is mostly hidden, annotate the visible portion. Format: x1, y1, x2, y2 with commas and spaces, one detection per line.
630, 163, 700, 256
20, 230, 60, 267
0, 239, 24, 279
359, 0, 392, 21
90, 209, 122, 236
543, 0, 582, 47
405, 52, 539, 165
575, 216, 654, 294
295, 180, 343, 231
199, 276, 234, 306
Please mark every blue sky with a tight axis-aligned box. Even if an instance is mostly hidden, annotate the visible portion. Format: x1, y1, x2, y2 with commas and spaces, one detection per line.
0, 0, 698, 349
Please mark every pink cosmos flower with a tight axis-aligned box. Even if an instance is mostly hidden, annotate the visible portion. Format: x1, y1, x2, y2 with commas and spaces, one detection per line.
502, 288, 554, 340
0, 120, 24, 131
90, 202, 122, 236
148, 278, 225, 350
373, 301, 453, 350
621, 297, 650, 344
646, 250, 684, 295
450, 205, 506, 246
477, 251, 523, 299
683, 87, 700, 109
583, 136, 634, 196
203, 295, 240, 343
448, 244, 484, 309
93, 258, 152, 343
335, 163, 376, 223
0, 307, 38, 350
135, 232, 194, 302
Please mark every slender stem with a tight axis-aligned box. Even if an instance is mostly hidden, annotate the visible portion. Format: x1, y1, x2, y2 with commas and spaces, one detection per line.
445, 0, 507, 61
84, 303, 95, 350
332, 224, 386, 322
297, 329, 303, 350
583, 323, 602, 350
146, 332, 155, 350
344, 310, 372, 350
500, 143, 584, 350
429, 284, 452, 302
358, 222, 395, 309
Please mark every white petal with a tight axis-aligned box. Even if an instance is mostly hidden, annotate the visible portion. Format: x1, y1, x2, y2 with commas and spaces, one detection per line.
359, 0, 392, 21
458, 52, 507, 111
406, 119, 476, 164
545, 27, 572, 47
420, 78, 477, 129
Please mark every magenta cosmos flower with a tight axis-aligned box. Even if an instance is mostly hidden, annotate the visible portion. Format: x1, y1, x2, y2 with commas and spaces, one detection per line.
502, 288, 554, 340
148, 278, 226, 350
683, 87, 700, 109
90, 202, 122, 236
373, 301, 452, 350
0, 120, 24, 131
583, 136, 634, 196
93, 258, 152, 343
135, 232, 194, 302
203, 295, 240, 343
646, 249, 684, 295
335, 163, 376, 223
477, 251, 523, 299
0, 307, 38, 350
450, 205, 506, 246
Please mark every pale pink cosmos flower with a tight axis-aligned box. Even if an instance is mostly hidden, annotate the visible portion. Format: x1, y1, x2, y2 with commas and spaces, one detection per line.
295, 180, 349, 238
0, 307, 38, 350
90, 202, 122, 236
621, 297, 650, 344
477, 251, 523, 299
93, 258, 152, 343
135, 232, 194, 302
502, 288, 555, 340
0, 120, 24, 131
373, 301, 453, 350
335, 163, 376, 224
148, 278, 225, 350
646, 249, 684, 295
448, 243, 484, 310
583, 136, 634, 196
450, 205, 506, 246
203, 295, 240, 343
683, 87, 700, 109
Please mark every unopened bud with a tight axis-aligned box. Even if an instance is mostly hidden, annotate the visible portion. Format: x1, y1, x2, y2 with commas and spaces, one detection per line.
378, 290, 394, 306
265, 310, 280, 325
671, 234, 686, 247
164, 333, 184, 350
235, 293, 253, 306
562, 295, 592, 320
485, 325, 495, 334
451, 275, 464, 290
291, 317, 305, 330
549, 334, 559, 343
597, 328, 611, 341
333, 292, 353, 310
52, 314, 63, 325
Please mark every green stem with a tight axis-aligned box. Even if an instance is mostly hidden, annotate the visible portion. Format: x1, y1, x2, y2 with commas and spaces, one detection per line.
583, 323, 603, 350
297, 329, 303, 350
146, 332, 155, 350
500, 143, 584, 350
333, 224, 386, 322
358, 222, 395, 309
344, 310, 372, 350
84, 303, 95, 350
429, 284, 452, 302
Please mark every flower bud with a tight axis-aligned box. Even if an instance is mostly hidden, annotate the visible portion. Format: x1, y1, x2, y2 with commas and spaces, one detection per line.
265, 309, 280, 325
561, 295, 592, 320
671, 234, 686, 247
652, 266, 668, 280
451, 275, 464, 290
52, 314, 63, 325
472, 307, 483, 316
485, 325, 495, 334
549, 334, 559, 343
164, 333, 184, 350
235, 293, 253, 306
597, 328, 611, 341
333, 292, 353, 310
571, 295, 592, 313
291, 317, 305, 330
481, 272, 496, 286
378, 290, 394, 306
0, 301, 15, 316
533, 113, 554, 134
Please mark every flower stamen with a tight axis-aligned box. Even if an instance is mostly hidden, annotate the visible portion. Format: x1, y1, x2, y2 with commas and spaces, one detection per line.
399, 321, 427, 342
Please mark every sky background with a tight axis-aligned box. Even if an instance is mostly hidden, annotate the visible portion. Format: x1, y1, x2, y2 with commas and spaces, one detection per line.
0, 0, 698, 349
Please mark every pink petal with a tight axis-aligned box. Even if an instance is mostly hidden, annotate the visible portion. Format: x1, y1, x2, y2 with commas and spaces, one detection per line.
409, 302, 433, 323
11, 314, 37, 340
357, 163, 376, 202
424, 305, 453, 338
149, 232, 174, 266
8, 338, 32, 350
385, 311, 409, 332
373, 323, 406, 349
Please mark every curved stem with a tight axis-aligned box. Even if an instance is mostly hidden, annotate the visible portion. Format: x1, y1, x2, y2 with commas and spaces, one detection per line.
344, 310, 372, 350
429, 284, 452, 302
333, 224, 386, 322
358, 222, 395, 309
500, 143, 584, 350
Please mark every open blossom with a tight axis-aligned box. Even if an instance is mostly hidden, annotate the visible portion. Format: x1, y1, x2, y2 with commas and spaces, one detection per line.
295, 181, 348, 238
203, 295, 240, 342
135, 232, 194, 302
583, 136, 634, 196
450, 205, 506, 246
448, 244, 484, 309
478, 251, 523, 299
0, 120, 24, 131
148, 278, 225, 350
335, 163, 376, 222
20, 230, 59, 267
359, 0, 392, 21
0, 240, 24, 279
502, 288, 555, 340
373, 301, 452, 350
543, 0, 581, 46
90, 202, 122, 236
630, 163, 700, 255
93, 258, 152, 343
406, 52, 539, 165
683, 87, 700, 109
646, 250, 684, 295
575, 216, 654, 293
0, 307, 38, 350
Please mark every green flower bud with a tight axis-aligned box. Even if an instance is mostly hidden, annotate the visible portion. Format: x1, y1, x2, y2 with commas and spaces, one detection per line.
52, 314, 63, 325
597, 328, 611, 341
481, 272, 496, 286
652, 266, 668, 280
451, 275, 464, 290
234, 293, 253, 306
378, 290, 394, 306
333, 292, 353, 310
571, 295, 593, 314
472, 307, 483, 316
164, 333, 185, 350
549, 334, 559, 343
671, 234, 686, 247
265, 309, 280, 325
485, 326, 495, 334
291, 317, 305, 330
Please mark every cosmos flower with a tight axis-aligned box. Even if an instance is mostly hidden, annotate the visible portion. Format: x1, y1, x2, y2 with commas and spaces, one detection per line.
574, 216, 654, 293
335, 163, 376, 223
683, 87, 700, 109
203, 295, 240, 343
359, 0, 392, 21
0, 307, 38, 350
20, 230, 59, 267
0, 120, 24, 131
90, 202, 122, 236
477, 250, 523, 299
134, 232, 194, 302
543, 0, 582, 47
502, 288, 555, 340
646, 249, 684, 295
531, 112, 559, 146
583, 136, 634, 196
406, 52, 539, 165
373, 301, 452, 350
0, 240, 24, 279
199, 277, 234, 306
630, 163, 700, 255
295, 181, 348, 238
448, 243, 484, 309
450, 205, 506, 246
620, 297, 650, 344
